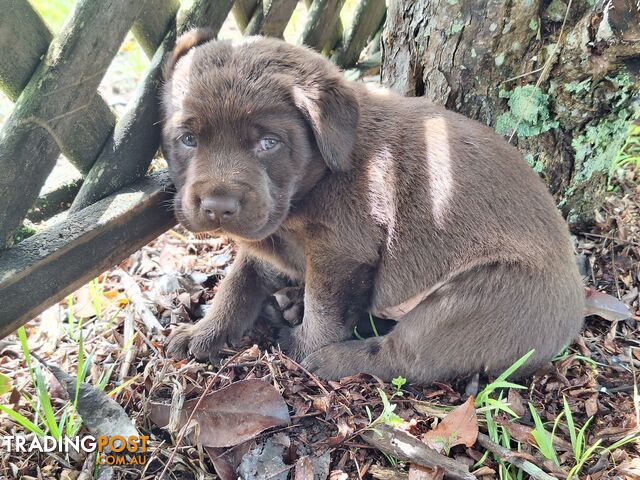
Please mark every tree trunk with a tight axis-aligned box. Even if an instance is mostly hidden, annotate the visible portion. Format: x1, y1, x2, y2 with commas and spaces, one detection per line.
381, 0, 640, 225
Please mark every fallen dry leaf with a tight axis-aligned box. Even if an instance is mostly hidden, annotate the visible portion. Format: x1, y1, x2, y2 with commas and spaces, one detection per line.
327, 417, 355, 445
585, 394, 599, 417
292, 452, 331, 480
149, 379, 290, 448
494, 417, 574, 452
369, 465, 409, 479
584, 288, 631, 321
422, 396, 478, 454
329, 470, 349, 480
497, 421, 533, 444
205, 441, 254, 480
471, 466, 495, 476
507, 389, 526, 418
615, 457, 640, 477
295, 456, 315, 480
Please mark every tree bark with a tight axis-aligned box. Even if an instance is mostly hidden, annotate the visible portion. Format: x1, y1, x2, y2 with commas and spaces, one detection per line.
382, 0, 640, 224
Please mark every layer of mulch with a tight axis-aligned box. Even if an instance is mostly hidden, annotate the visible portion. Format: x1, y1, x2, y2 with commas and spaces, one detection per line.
0, 175, 638, 480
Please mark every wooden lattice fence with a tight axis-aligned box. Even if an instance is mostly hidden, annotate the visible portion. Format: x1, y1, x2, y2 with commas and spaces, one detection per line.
0, 0, 386, 336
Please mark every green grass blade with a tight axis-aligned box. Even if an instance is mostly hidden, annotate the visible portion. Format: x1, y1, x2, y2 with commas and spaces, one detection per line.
34, 367, 60, 439
472, 450, 490, 470
486, 397, 519, 417
17, 327, 32, 372
476, 350, 534, 408
0, 405, 45, 437
97, 363, 116, 392
353, 326, 365, 340
600, 432, 640, 454
562, 397, 578, 458
575, 416, 594, 460
528, 403, 559, 465
0, 373, 12, 395
487, 381, 528, 391
495, 350, 535, 383
569, 439, 602, 478
57, 407, 68, 437
369, 314, 380, 337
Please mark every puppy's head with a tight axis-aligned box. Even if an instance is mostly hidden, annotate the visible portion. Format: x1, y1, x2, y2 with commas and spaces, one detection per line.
161, 32, 359, 240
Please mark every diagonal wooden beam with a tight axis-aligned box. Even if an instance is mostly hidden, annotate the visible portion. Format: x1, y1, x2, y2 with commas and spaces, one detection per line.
0, 0, 116, 175
299, 0, 346, 52
71, 0, 236, 212
0, 0, 180, 236
245, 0, 299, 38
332, 0, 386, 68
132, 0, 180, 56
0, 0, 51, 102
0, 0, 152, 249
0, 172, 175, 337
232, 0, 259, 33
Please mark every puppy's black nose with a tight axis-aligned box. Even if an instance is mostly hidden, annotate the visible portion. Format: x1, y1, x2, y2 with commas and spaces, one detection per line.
201, 195, 240, 221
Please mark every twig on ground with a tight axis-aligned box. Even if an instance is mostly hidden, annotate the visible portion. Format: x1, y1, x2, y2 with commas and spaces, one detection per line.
277, 350, 331, 396
113, 269, 163, 334
360, 424, 476, 480
476, 433, 557, 480
118, 307, 136, 382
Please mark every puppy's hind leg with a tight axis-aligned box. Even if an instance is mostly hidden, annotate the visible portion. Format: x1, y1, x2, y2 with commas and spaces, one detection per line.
303, 263, 584, 383
301, 318, 461, 383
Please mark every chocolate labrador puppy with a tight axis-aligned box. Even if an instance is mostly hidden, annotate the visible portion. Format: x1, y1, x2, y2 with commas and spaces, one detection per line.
161, 30, 584, 382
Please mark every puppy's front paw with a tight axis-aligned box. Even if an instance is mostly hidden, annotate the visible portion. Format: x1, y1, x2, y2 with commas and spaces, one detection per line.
277, 325, 313, 362
273, 286, 304, 326
165, 324, 194, 359
165, 322, 226, 363
301, 345, 347, 380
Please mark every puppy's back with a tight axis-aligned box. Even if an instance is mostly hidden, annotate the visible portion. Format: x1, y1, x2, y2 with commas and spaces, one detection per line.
354, 87, 581, 317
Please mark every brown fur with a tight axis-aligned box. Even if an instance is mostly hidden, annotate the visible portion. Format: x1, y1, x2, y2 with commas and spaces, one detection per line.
160, 32, 584, 383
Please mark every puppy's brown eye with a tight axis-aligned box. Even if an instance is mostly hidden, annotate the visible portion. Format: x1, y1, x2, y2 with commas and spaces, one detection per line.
258, 137, 280, 151
180, 133, 197, 148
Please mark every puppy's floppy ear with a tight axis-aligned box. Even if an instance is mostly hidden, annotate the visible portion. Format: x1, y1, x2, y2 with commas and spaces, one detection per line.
292, 77, 359, 172
163, 28, 214, 77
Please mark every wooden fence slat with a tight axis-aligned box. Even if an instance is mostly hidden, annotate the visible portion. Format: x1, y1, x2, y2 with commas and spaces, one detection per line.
0, 0, 117, 176
27, 179, 83, 223
70, 0, 236, 212
232, 0, 259, 33
0, 0, 179, 226
0, 172, 175, 336
132, 0, 180, 56
69, 55, 166, 212
177, 0, 236, 34
0, 0, 146, 249
245, 0, 299, 38
0, 0, 51, 101
299, 0, 346, 51
332, 0, 385, 68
